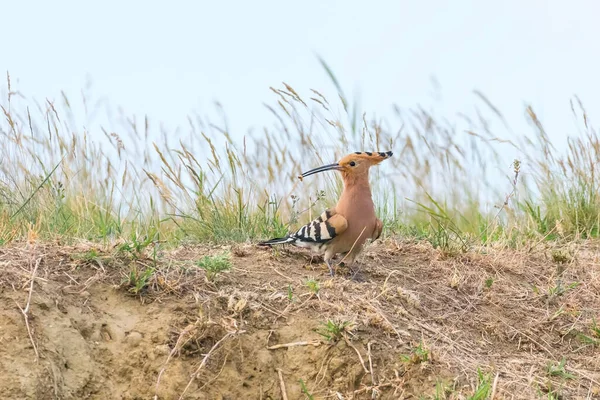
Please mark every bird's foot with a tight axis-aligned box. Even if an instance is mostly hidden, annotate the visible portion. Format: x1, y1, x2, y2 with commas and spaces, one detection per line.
349, 269, 366, 282
310, 254, 324, 263
345, 263, 365, 282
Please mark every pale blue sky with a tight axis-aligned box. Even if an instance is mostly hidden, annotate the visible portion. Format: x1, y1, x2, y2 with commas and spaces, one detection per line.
4, 0, 599, 151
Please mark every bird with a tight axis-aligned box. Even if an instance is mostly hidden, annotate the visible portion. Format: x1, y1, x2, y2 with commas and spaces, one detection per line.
258, 151, 393, 276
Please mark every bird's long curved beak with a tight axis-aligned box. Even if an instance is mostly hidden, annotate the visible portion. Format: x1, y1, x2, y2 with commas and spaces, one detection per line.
299, 163, 341, 179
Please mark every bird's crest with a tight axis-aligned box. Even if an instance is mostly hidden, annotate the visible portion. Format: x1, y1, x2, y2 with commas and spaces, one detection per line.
339, 151, 393, 166
299, 151, 392, 180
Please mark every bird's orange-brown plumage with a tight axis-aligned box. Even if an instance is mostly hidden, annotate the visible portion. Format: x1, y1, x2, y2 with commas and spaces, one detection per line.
259, 151, 392, 276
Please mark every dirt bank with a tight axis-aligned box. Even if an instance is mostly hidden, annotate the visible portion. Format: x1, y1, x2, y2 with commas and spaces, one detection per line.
0, 240, 599, 399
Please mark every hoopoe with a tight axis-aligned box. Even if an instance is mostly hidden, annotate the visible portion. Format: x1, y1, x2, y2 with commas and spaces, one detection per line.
259, 151, 393, 276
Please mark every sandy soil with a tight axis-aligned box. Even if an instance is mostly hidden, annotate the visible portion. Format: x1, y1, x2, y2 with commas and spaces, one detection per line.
0, 239, 599, 399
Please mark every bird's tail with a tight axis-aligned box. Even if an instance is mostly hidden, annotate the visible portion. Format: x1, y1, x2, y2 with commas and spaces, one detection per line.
257, 236, 295, 246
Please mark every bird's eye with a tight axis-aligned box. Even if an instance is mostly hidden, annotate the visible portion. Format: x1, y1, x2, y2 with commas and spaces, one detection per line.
349, 161, 356, 167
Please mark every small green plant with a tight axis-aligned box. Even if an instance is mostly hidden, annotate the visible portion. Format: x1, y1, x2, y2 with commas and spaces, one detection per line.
592, 317, 600, 337
575, 316, 600, 345
409, 193, 469, 254
82, 248, 101, 261
427, 379, 454, 400
484, 277, 494, 289
125, 265, 154, 295
73, 248, 105, 264
547, 357, 576, 380
576, 331, 598, 346
468, 368, 492, 400
305, 277, 320, 295
287, 284, 294, 302
521, 199, 552, 237
73, 248, 110, 270
196, 253, 232, 282
117, 228, 159, 259
401, 340, 430, 364
299, 378, 314, 400
548, 281, 579, 297
315, 319, 352, 342
551, 249, 571, 264
535, 382, 562, 399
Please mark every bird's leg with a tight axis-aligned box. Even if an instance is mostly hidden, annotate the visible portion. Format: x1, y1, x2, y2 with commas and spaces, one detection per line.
323, 248, 337, 277
325, 258, 335, 276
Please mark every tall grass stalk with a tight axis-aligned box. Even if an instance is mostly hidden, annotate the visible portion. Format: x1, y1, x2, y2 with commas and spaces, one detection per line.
1, 68, 598, 246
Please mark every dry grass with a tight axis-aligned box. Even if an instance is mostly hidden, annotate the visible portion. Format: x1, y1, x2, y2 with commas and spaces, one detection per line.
1, 67, 599, 249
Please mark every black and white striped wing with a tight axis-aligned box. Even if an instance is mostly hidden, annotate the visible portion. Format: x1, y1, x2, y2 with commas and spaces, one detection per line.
291, 208, 347, 248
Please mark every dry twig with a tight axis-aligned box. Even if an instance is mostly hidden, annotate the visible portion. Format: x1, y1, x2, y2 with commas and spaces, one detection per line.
179, 332, 235, 400
367, 341, 377, 399
267, 340, 322, 350
490, 373, 500, 399
337, 227, 367, 266
277, 368, 289, 400
15, 257, 42, 362
154, 323, 197, 399
343, 336, 369, 374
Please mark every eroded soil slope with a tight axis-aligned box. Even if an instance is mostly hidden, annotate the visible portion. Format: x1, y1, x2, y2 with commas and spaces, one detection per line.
0, 240, 599, 399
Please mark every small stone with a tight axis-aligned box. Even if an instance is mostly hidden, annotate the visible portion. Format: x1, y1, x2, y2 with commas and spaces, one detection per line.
154, 344, 171, 356
90, 331, 102, 342
125, 331, 143, 347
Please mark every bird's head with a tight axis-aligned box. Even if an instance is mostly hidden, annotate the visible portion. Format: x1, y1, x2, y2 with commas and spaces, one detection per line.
299, 151, 393, 180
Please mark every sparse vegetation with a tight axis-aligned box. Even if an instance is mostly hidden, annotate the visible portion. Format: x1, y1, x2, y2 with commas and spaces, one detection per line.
484, 277, 494, 289
196, 253, 232, 281
124, 265, 155, 295
315, 319, 353, 342
117, 229, 160, 260
299, 378, 314, 400
401, 340, 430, 364
468, 369, 493, 400
304, 277, 320, 295
430, 380, 455, 400
547, 280, 580, 298
73, 248, 103, 263
591, 317, 600, 338
547, 357, 576, 380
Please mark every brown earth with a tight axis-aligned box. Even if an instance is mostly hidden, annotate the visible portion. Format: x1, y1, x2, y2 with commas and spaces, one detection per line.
0, 239, 599, 399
